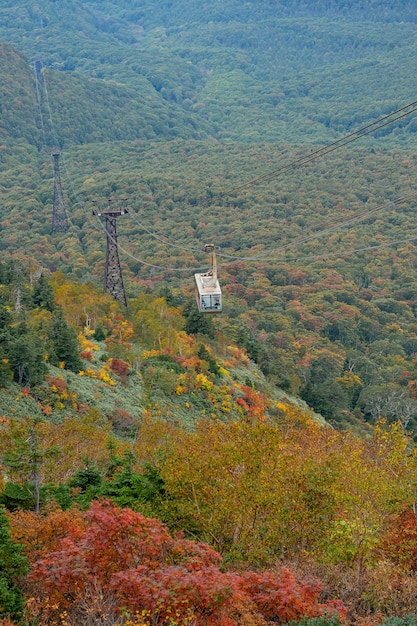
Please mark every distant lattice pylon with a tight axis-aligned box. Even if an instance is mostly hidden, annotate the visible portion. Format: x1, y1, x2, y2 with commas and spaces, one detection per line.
93, 204, 128, 307
51, 151, 69, 233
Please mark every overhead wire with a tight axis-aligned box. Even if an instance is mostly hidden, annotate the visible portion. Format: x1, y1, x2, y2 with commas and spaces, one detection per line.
41, 64, 61, 151
34, 63, 197, 253
94, 190, 417, 272
41, 68, 84, 226
34, 60, 417, 273
36, 63, 196, 250
33, 62, 48, 150
95, 206, 417, 271
129, 211, 206, 255
127, 165, 417, 267
33, 61, 82, 235
217, 192, 417, 262
92, 213, 209, 272
282, 233, 417, 264
118, 99, 417, 264
94, 166, 417, 272
224, 99, 417, 194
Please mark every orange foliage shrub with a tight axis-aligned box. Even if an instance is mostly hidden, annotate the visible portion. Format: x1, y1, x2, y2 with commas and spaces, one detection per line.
236, 385, 269, 420
380, 509, 417, 571
109, 408, 138, 435
10, 507, 85, 562
79, 349, 93, 361
109, 357, 130, 383
45, 374, 67, 395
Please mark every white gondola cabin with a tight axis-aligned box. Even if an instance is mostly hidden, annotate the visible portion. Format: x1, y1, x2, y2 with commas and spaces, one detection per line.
194, 244, 222, 313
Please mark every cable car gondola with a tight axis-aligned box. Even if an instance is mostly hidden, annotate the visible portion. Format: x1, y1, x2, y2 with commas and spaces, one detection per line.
194, 244, 222, 313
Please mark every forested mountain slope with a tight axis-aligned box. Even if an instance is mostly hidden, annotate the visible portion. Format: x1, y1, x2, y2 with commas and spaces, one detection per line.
4, 3, 417, 624
2, 0, 417, 145
2, 1, 417, 428
3, 268, 417, 625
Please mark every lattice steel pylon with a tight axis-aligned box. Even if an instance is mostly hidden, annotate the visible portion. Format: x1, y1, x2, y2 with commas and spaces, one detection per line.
93, 206, 128, 307
51, 151, 69, 233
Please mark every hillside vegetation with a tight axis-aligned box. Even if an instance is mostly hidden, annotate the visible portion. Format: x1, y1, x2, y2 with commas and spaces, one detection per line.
3, 1, 417, 624
1, 1, 417, 428
2, 267, 417, 625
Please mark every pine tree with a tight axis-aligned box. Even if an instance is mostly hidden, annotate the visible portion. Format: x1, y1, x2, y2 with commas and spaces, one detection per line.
32, 273, 55, 312
8, 325, 47, 386
93, 323, 106, 341
0, 506, 28, 622
197, 343, 220, 375
183, 300, 215, 338
49, 307, 82, 372
0, 304, 14, 385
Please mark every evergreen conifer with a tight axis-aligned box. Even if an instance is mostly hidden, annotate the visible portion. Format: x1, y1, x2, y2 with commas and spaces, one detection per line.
49, 307, 82, 372
0, 506, 28, 622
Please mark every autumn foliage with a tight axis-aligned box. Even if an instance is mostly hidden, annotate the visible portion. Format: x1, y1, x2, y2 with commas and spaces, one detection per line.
28, 500, 345, 626
9, 507, 85, 562
380, 509, 417, 571
237, 569, 346, 623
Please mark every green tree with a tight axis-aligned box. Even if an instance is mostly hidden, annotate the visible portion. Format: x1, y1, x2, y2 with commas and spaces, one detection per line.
300, 350, 348, 421
197, 343, 220, 376
32, 273, 55, 312
49, 307, 82, 372
0, 505, 28, 622
0, 304, 14, 385
183, 300, 215, 338
1, 417, 59, 513
8, 324, 47, 387
93, 323, 106, 341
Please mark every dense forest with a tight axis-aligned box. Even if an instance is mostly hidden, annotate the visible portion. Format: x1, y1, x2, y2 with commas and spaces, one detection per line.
3, 1, 417, 624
